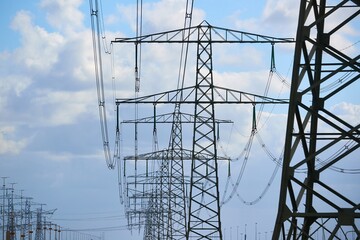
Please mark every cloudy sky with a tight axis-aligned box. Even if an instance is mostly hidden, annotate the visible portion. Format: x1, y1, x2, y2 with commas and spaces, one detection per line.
1, 0, 359, 240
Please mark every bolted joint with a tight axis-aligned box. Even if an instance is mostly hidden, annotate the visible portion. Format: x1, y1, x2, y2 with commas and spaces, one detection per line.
338, 208, 355, 226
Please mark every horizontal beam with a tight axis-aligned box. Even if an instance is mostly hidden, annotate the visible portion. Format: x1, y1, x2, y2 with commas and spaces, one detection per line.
121, 112, 233, 124
124, 148, 230, 161
116, 85, 288, 105
112, 21, 294, 44
289, 212, 360, 218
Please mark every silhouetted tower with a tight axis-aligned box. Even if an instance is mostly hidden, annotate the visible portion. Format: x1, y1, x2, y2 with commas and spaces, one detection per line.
273, 1, 360, 239
7, 184, 16, 240
35, 208, 43, 240
24, 198, 32, 240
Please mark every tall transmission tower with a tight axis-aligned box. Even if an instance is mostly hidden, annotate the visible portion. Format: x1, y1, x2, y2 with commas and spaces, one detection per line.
187, 22, 224, 239
113, 21, 293, 239
273, 0, 360, 239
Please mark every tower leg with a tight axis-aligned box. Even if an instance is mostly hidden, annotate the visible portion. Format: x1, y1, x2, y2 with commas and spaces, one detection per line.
273, 1, 360, 239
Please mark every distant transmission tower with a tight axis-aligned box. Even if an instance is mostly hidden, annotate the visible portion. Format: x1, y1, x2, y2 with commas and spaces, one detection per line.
273, 0, 360, 239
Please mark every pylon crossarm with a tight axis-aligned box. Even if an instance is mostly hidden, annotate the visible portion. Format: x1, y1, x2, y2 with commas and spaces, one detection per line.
112, 21, 294, 44
121, 112, 233, 124
124, 148, 230, 161
116, 85, 288, 105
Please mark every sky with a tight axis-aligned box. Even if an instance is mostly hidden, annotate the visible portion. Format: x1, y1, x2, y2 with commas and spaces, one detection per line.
0, 0, 359, 240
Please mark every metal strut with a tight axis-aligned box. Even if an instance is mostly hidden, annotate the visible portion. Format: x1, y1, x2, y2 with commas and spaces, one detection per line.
273, 1, 360, 239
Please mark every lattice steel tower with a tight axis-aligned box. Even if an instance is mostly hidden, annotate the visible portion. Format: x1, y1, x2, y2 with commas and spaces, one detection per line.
114, 21, 292, 239
273, 0, 360, 239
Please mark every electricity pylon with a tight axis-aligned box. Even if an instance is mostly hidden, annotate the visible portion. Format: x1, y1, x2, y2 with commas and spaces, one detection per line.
0, 186, 55, 240
121, 114, 232, 239
114, 21, 292, 239
273, 1, 360, 239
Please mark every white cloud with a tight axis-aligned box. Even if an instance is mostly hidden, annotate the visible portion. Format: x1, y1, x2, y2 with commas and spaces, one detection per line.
213, 69, 289, 98
117, 0, 205, 34
0, 73, 32, 109
53, 28, 98, 83
231, 0, 298, 37
0, 126, 28, 154
40, 0, 84, 34
332, 102, 360, 126
11, 10, 65, 73
32, 150, 103, 162
105, 14, 118, 25
0, 2, 104, 130
0, 1, 125, 172
31, 89, 97, 126
214, 45, 264, 70
262, 0, 299, 28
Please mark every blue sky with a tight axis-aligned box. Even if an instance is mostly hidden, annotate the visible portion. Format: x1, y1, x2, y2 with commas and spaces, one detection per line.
1, 1, 359, 240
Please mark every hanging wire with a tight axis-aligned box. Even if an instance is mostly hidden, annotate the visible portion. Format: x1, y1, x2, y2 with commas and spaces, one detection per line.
315, 137, 360, 174
229, 162, 280, 205
320, 71, 355, 93
135, 0, 143, 93
220, 130, 256, 206
220, 44, 289, 206
176, 0, 194, 92
280, 137, 360, 174
99, 0, 111, 54
220, 45, 359, 206
133, 0, 143, 196
90, 0, 115, 169
220, 128, 285, 206
255, 43, 290, 132
339, 39, 360, 52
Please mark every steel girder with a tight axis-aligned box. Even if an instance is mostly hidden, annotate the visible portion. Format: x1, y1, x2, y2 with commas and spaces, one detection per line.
273, 1, 360, 239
